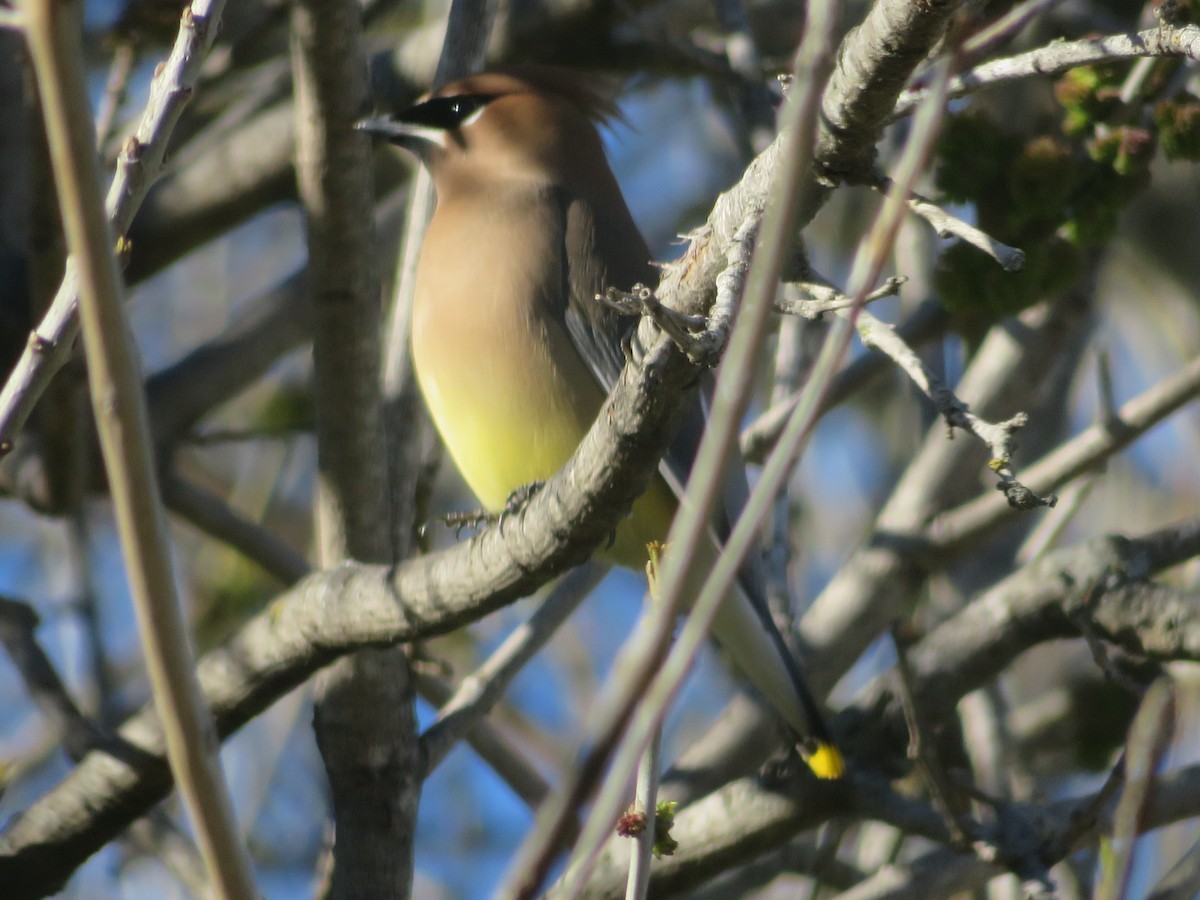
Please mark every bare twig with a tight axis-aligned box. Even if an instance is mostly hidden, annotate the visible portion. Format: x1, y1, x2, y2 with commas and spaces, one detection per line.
891, 184, 1025, 273
931, 354, 1200, 554
624, 728, 661, 900
22, 0, 255, 895
0, 596, 106, 760
601, 283, 711, 363
605, 218, 756, 366
776, 275, 906, 318
961, 0, 1067, 60
891, 623, 974, 848
93, 41, 136, 147
1015, 476, 1098, 563
741, 298, 950, 462
1098, 679, 1176, 900
778, 268, 1045, 507
859, 304, 1051, 509
894, 24, 1200, 119
421, 564, 608, 771
161, 473, 310, 584
0, 0, 231, 454
413, 672, 555, 810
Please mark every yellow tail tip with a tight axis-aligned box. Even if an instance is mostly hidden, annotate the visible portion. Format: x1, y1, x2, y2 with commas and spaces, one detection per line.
804, 742, 845, 780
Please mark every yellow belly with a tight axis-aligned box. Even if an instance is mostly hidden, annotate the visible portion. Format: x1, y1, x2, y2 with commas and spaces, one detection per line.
413, 296, 674, 570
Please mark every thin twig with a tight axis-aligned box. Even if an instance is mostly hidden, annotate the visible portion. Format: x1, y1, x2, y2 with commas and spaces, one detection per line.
931, 354, 1200, 554
891, 622, 974, 848
741, 298, 950, 462
161, 473, 310, 584
600, 283, 712, 364
1015, 476, 1098, 563
0, 596, 107, 760
22, 0, 255, 895
94, 40, 135, 147
421, 564, 608, 771
893, 24, 1200, 119
625, 728, 661, 900
0, 0, 231, 454
853, 304, 1051, 509
961, 0, 1067, 60
1098, 679, 1176, 900
777, 275, 906, 318
891, 184, 1026, 273
413, 673, 556, 811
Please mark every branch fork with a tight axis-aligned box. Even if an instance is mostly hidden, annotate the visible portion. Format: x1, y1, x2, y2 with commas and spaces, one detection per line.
599, 217, 761, 368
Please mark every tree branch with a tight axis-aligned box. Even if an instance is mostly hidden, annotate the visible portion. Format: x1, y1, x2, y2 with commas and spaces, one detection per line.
22, 0, 254, 894
893, 24, 1200, 119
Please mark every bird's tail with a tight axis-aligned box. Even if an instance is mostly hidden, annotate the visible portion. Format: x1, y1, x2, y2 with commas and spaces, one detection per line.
684, 536, 844, 780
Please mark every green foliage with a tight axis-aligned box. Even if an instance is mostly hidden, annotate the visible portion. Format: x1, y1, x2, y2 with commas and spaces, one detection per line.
652, 801, 678, 858
1006, 136, 1080, 233
931, 54, 1188, 322
1155, 94, 1200, 160
935, 237, 1080, 319
934, 110, 1020, 208
1054, 64, 1125, 136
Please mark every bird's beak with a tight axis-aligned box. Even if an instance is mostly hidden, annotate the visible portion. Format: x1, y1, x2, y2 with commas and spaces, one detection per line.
355, 116, 444, 151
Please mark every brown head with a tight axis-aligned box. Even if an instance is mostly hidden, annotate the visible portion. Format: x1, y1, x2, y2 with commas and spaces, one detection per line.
358, 69, 627, 203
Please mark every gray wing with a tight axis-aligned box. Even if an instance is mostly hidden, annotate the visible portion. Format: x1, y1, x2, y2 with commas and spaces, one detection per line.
558, 189, 648, 393
555, 188, 772, 607
557, 189, 706, 513
556, 188, 828, 744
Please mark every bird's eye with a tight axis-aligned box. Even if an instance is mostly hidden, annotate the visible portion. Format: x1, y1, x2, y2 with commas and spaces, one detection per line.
401, 93, 493, 130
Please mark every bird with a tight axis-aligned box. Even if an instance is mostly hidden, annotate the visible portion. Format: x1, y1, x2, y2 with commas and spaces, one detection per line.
358, 69, 843, 779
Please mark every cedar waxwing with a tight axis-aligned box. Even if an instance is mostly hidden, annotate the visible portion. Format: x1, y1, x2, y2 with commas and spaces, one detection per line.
359, 70, 842, 779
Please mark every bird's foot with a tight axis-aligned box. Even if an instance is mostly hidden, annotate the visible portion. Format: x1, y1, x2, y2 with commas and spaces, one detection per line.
436, 507, 497, 538
498, 480, 545, 531
598, 283, 717, 367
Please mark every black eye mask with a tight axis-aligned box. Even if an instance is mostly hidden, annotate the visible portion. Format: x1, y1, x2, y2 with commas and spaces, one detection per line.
398, 93, 494, 130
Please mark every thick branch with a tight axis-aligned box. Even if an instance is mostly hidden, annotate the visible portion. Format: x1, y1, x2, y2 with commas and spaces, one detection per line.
859, 520, 1200, 744
0, 312, 697, 895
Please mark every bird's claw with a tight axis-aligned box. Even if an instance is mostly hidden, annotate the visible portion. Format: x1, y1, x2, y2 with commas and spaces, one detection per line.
498, 480, 545, 533
437, 508, 497, 538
